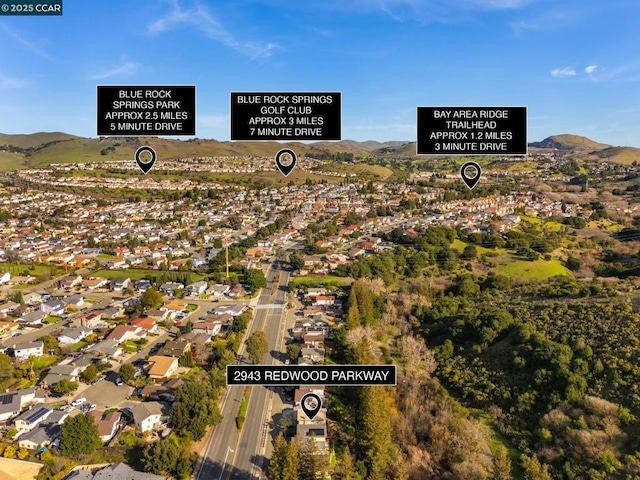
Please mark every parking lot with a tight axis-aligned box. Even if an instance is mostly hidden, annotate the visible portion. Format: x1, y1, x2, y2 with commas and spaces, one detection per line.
70, 372, 134, 410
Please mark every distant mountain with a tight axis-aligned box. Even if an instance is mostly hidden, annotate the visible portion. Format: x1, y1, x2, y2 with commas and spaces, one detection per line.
528, 134, 610, 151
0, 132, 78, 149
0, 132, 638, 168
529, 134, 640, 165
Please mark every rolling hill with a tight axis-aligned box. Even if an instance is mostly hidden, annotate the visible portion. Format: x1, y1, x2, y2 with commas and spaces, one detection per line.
1, 131, 638, 170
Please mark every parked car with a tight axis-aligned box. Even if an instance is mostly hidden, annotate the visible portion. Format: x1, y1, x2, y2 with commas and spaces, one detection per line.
115, 377, 123, 386
89, 404, 97, 412
71, 397, 86, 407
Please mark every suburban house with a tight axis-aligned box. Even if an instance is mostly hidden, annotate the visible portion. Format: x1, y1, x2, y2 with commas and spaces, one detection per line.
0, 321, 19, 336
110, 277, 132, 291
57, 327, 93, 345
139, 378, 185, 403
41, 364, 84, 388
78, 311, 108, 329
130, 317, 159, 334
19, 310, 45, 327
0, 301, 20, 317
63, 293, 85, 308
17, 422, 61, 450
40, 299, 65, 315
192, 321, 222, 337
90, 410, 122, 442
107, 325, 146, 343
23, 292, 44, 306
135, 279, 152, 292
82, 277, 109, 290
59, 275, 82, 289
146, 356, 179, 381
101, 305, 125, 320
13, 405, 52, 432
207, 284, 229, 297
132, 402, 169, 433
0, 388, 47, 423
12, 341, 44, 360
186, 280, 207, 296
157, 340, 190, 358
158, 282, 184, 296
88, 339, 122, 359
64, 462, 166, 480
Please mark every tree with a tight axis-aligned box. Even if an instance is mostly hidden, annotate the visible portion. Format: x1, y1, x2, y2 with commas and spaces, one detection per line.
339, 446, 360, 480
119, 363, 135, 384
0, 353, 13, 385
245, 331, 269, 364
232, 312, 251, 333
461, 244, 478, 260
288, 252, 305, 271
269, 433, 298, 480
245, 269, 267, 290
492, 445, 512, 480
53, 379, 78, 396
358, 386, 395, 477
170, 380, 222, 441
141, 286, 164, 310
81, 364, 98, 383
59, 414, 101, 458
522, 454, 552, 480
142, 438, 181, 476
286, 344, 301, 362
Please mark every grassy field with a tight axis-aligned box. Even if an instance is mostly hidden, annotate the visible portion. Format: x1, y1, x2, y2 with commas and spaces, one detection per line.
496, 258, 571, 280
0, 151, 28, 171
92, 268, 206, 283
470, 409, 524, 479
451, 239, 497, 255
0, 262, 62, 276
44, 315, 63, 324
313, 162, 394, 180
289, 275, 353, 290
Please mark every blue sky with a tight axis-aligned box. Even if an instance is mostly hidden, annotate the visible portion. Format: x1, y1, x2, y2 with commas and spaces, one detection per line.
0, 0, 639, 146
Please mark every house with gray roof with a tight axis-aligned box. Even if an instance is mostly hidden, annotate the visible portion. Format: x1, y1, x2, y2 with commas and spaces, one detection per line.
64, 462, 165, 480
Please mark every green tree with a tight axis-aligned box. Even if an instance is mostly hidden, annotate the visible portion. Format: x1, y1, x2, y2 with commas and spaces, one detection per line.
119, 363, 135, 384
245, 331, 269, 364
522, 454, 552, 480
339, 446, 360, 480
358, 386, 395, 476
0, 353, 14, 385
492, 445, 512, 480
59, 413, 101, 457
39, 335, 59, 353
232, 311, 251, 333
245, 269, 267, 290
53, 379, 78, 396
286, 344, 301, 362
288, 252, 305, 271
142, 438, 181, 476
269, 433, 299, 480
141, 286, 164, 310
461, 244, 478, 260
81, 364, 98, 382
170, 380, 222, 440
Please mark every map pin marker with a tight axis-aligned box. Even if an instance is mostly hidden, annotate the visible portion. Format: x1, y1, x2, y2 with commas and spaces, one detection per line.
460, 161, 482, 190
135, 146, 157, 174
275, 149, 296, 177
300, 392, 322, 421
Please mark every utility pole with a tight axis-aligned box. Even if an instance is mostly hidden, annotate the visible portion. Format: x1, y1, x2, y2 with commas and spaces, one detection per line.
225, 236, 230, 280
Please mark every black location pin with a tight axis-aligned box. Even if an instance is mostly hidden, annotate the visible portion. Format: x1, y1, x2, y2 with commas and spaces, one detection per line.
460, 161, 482, 190
135, 146, 157, 174
300, 392, 322, 421
275, 149, 297, 177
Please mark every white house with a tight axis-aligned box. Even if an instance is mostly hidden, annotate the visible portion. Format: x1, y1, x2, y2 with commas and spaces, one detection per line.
40, 299, 65, 315
13, 341, 44, 360
57, 327, 93, 345
0, 272, 10, 285
132, 402, 168, 433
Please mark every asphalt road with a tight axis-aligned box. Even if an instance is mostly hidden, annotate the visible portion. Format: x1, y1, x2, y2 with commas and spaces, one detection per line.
195, 261, 290, 480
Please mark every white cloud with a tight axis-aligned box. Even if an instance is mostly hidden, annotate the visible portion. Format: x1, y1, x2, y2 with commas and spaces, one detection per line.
584, 65, 598, 74
0, 24, 53, 61
87, 62, 139, 80
149, 0, 277, 59
0, 73, 25, 89
551, 67, 576, 78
